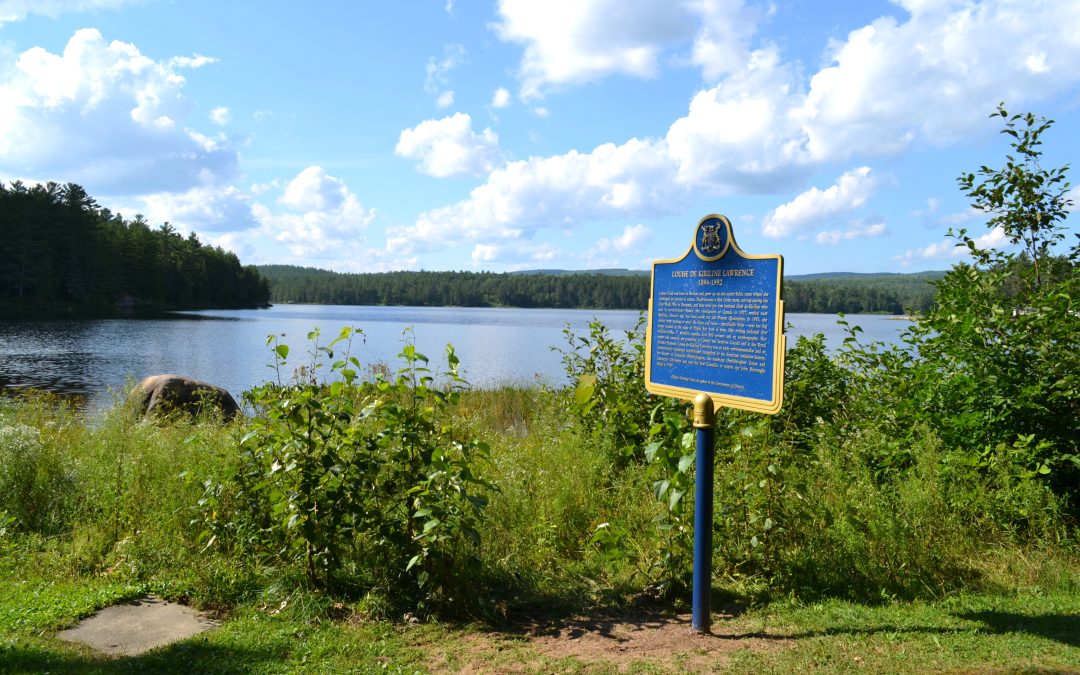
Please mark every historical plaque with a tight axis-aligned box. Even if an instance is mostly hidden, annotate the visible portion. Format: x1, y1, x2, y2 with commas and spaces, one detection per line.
645, 214, 785, 414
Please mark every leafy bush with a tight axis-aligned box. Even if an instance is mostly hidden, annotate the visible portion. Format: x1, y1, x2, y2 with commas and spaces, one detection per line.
199, 327, 494, 611
556, 316, 657, 464
840, 105, 1079, 513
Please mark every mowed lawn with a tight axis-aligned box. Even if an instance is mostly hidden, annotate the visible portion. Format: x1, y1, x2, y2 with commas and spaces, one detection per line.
1, 574, 1077, 673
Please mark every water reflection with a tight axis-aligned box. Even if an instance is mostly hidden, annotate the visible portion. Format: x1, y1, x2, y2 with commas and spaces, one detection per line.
0, 307, 910, 413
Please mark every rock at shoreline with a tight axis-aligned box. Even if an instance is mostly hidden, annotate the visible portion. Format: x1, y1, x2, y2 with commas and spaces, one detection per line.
131, 374, 240, 421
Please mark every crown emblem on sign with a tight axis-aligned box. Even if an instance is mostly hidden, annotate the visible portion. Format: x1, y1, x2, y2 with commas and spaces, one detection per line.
699, 223, 723, 254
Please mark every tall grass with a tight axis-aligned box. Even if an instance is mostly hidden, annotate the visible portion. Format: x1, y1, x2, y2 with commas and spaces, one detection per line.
0, 353, 1075, 621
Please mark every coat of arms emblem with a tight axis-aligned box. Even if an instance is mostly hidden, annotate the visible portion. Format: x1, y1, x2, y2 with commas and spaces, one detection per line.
699, 222, 724, 255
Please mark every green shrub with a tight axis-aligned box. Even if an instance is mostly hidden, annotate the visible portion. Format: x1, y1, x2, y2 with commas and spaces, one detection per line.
199, 328, 494, 612
0, 423, 78, 534
774, 425, 1068, 599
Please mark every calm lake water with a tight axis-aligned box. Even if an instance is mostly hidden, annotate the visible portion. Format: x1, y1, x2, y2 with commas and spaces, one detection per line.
0, 305, 911, 411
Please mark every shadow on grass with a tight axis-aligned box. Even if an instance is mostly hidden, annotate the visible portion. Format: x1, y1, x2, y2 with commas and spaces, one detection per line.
462, 588, 775, 646
954, 611, 1080, 648
0, 639, 280, 674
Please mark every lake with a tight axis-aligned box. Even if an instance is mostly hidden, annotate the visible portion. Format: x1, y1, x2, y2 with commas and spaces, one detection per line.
0, 305, 912, 411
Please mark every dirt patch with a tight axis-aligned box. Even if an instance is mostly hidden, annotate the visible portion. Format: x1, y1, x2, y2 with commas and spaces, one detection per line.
426, 609, 789, 673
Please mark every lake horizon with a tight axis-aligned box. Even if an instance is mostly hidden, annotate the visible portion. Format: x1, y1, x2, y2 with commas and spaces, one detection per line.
0, 304, 912, 412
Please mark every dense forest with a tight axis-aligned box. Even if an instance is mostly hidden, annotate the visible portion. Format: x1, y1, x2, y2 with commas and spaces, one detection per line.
257, 265, 651, 309
784, 271, 942, 313
0, 181, 270, 316
258, 264, 942, 313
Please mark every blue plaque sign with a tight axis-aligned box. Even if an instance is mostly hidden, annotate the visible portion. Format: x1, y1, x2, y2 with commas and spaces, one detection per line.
646, 214, 785, 414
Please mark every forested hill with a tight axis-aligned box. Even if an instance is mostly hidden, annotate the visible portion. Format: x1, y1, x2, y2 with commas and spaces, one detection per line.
257, 265, 649, 309
785, 271, 943, 314
258, 265, 944, 313
0, 181, 271, 317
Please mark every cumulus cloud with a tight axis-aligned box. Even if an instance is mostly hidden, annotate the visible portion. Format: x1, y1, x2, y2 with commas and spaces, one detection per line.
130, 184, 257, 233
436, 90, 454, 108
762, 167, 879, 238
395, 113, 502, 178
791, 0, 1080, 161
441, 0, 1080, 253
387, 136, 680, 256
0, 28, 238, 193
492, 0, 756, 99
491, 86, 512, 108
254, 166, 376, 258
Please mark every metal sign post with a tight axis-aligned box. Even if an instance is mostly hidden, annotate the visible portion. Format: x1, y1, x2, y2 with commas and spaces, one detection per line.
691, 393, 715, 632
645, 214, 785, 634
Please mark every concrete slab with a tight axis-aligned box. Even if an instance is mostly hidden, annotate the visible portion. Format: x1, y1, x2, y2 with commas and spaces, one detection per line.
56, 595, 218, 656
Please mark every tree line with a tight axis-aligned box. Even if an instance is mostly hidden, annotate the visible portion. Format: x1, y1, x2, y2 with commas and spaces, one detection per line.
0, 181, 270, 316
258, 264, 942, 313
258, 265, 650, 309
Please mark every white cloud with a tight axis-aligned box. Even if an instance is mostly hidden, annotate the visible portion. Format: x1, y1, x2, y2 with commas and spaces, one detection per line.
280, 166, 354, 212
167, 54, 217, 69
590, 224, 652, 254
205, 232, 256, 261
1025, 52, 1049, 74
894, 225, 1008, 265
0, 0, 133, 25
0, 28, 239, 193
475, 0, 1080, 238
209, 106, 230, 125
664, 47, 808, 191
531, 106, 550, 118
762, 167, 879, 238
688, 0, 759, 82
388, 136, 680, 256
436, 90, 454, 108
128, 184, 257, 233
254, 166, 375, 259
814, 221, 887, 246
470, 242, 560, 268
425, 43, 466, 95
492, 0, 756, 99
937, 208, 982, 226
395, 113, 502, 178
401, 0, 1080, 254
792, 0, 1080, 161
491, 86, 512, 108
910, 197, 941, 219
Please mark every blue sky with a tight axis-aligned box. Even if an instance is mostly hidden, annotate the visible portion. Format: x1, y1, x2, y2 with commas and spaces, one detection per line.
1, 0, 1077, 275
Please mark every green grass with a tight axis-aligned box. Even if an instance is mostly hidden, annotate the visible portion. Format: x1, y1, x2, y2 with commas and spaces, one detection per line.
0, 388, 1077, 673
731, 591, 1080, 673
2, 578, 1077, 673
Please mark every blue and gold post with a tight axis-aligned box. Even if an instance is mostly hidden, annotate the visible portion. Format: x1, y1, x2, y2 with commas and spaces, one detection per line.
691, 392, 715, 634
